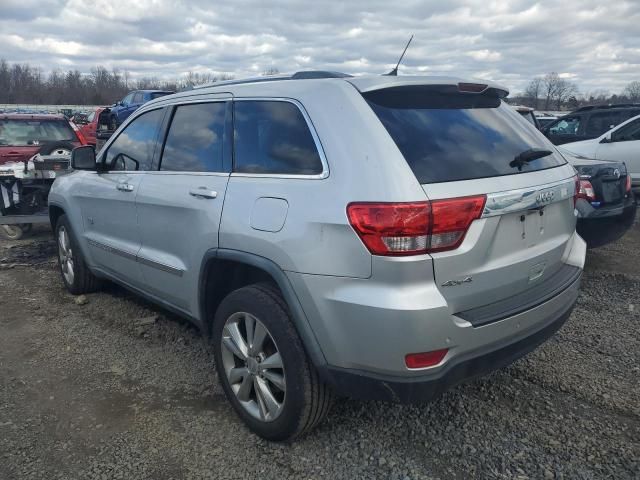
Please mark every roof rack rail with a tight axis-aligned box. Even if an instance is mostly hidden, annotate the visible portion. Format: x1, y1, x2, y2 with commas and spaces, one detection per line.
192, 70, 351, 90
291, 70, 352, 79
573, 103, 640, 112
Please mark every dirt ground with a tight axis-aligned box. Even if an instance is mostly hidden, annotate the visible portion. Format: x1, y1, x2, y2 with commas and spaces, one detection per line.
1, 221, 639, 480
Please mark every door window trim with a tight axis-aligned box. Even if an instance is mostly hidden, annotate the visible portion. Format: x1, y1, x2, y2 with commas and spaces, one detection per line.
230, 97, 329, 180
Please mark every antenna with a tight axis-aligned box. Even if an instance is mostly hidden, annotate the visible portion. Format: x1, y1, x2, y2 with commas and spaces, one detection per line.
385, 35, 414, 76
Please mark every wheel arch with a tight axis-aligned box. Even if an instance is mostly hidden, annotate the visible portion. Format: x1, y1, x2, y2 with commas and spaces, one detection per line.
199, 249, 328, 370
49, 203, 66, 230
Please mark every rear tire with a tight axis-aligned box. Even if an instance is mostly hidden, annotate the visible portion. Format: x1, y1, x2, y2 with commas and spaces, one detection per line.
55, 215, 101, 294
212, 283, 333, 441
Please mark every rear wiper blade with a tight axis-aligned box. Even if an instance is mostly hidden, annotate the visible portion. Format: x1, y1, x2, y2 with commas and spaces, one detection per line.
510, 148, 553, 170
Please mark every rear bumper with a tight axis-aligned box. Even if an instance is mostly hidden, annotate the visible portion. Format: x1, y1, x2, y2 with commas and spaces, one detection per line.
288, 232, 585, 401
577, 196, 637, 248
322, 297, 576, 403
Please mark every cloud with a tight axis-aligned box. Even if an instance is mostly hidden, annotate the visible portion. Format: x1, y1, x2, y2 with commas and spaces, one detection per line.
0, 0, 638, 94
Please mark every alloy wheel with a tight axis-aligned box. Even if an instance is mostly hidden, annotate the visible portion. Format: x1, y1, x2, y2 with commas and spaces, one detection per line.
58, 226, 75, 285
220, 312, 286, 422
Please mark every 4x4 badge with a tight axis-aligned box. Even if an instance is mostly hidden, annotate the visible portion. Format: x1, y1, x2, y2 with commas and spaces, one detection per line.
441, 276, 473, 287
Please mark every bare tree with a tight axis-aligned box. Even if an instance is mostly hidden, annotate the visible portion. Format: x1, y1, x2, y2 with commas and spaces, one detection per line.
541, 72, 578, 110
524, 77, 542, 109
623, 81, 640, 102
553, 78, 578, 110
262, 67, 280, 76
542, 72, 561, 110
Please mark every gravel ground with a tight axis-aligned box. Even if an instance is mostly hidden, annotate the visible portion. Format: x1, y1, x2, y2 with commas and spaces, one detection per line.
1, 221, 639, 480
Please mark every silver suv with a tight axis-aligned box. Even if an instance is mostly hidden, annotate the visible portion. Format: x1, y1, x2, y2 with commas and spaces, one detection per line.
49, 72, 587, 440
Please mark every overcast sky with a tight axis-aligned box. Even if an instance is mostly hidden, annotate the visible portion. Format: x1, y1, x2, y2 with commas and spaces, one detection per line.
0, 0, 638, 95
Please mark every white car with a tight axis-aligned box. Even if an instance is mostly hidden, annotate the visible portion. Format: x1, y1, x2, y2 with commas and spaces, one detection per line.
563, 114, 640, 193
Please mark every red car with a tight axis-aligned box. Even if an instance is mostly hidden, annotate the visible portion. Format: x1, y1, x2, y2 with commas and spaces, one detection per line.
74, 107, 106, 146
0, 114, 87, 165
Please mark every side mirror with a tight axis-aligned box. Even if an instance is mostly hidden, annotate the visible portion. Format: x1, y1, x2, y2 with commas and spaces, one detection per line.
600, 135, 612, 144
71, 145, 97, 170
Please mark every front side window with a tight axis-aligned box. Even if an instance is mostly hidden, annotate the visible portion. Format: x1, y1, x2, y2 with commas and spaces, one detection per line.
133, 92, 144, 104
585, 112, 622, 136
548, 116, 581, 135
104, 108, 164, 171
160, 102, 227, 172
612, 118, 640, 142
0, 119, 75, 146
233, 100, 323, 175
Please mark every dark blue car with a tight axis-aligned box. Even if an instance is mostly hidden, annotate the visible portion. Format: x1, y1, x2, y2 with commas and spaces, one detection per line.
108, 90, 174, 129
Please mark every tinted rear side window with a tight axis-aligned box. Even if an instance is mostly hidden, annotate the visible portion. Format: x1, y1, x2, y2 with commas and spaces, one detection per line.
585, 111, 622, 136
233, 100, 322, 175
160, 102, 226, 172
365, 87, 566, 183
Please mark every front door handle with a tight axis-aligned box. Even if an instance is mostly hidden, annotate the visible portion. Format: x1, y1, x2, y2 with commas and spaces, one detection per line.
189, 187, 218, 199
116, 183, 134, 192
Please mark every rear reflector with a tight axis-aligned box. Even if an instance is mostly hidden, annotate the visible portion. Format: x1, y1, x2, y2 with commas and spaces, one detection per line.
405, 349, 449, 369
347, 195, 486, 256
625, 174, 632, 192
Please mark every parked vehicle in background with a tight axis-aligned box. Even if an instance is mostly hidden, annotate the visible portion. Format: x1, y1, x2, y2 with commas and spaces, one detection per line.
72, 107, 106, 147
542, 104, 640, 145
108, 90, 174, 130
50, 72, 586, 440
535, 113, 558, 129
562, 114, 640, 194
0, 114, 86, 165
513, 105, 540, 128
560, 148, 636, 248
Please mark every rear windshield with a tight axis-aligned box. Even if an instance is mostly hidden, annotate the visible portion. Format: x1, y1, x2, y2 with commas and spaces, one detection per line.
0, 119, 76, 146
365, 87, 566, 184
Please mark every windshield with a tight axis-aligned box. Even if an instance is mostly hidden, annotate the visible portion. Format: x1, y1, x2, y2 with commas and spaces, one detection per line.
0, 119, 76, 146
365, 88, 566, 184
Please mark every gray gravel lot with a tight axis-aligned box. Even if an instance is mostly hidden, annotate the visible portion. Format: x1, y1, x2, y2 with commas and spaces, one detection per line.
1, 221, 639, 479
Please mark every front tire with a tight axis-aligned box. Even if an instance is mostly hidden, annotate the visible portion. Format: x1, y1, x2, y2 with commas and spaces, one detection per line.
55, 215, 100, 294
212, 283, 333, 441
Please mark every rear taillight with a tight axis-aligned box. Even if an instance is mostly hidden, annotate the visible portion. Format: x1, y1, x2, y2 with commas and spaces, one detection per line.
70, 121, 88, 145
429, 196, 486, 252
573, 175, 580, 206
346, 202, 431, 256
625, 174, 632, 192
577, 179, 596, 202
346, 195, 486, 256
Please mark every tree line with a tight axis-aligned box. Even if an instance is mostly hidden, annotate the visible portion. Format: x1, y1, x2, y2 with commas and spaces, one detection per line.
0, 59, 235, 105
514, 72, 640, 111
2, 59, 637, 111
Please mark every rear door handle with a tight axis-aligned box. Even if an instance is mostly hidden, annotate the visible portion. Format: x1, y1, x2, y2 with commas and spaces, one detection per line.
189, 187, 218, 199
116, 183, 134, 192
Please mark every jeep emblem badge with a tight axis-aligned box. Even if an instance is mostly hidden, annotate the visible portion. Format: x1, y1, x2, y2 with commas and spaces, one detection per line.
536, 190, 555, 205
